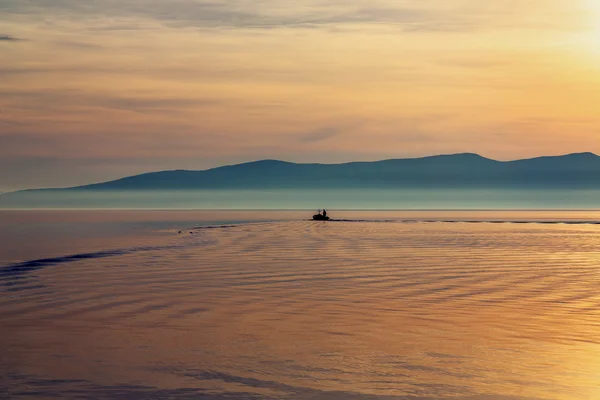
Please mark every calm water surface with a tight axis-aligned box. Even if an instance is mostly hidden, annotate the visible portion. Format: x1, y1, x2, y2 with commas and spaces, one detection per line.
2, 210, 600, 399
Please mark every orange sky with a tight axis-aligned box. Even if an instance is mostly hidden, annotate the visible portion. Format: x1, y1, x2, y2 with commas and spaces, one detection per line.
1, 0, 600, 190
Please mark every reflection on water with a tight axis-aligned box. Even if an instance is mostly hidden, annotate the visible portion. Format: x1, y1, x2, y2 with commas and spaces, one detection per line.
2, 211, 600, 399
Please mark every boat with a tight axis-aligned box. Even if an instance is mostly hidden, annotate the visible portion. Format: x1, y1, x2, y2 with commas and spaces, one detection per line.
313, 210, 330, 220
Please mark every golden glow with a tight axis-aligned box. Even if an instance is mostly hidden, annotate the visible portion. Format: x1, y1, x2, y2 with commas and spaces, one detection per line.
2, 0, 600, 189
3, 212, 600, 399
580, 0, 600, 53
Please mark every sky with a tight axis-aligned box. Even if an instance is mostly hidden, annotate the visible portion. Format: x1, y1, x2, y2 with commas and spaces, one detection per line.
2, 0, 600, 191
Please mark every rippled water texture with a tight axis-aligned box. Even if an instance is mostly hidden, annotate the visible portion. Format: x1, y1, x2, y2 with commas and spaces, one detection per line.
2, 211, 600, 399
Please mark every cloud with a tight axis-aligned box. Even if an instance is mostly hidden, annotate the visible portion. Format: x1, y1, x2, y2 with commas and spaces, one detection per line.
0, 88, 225, 115
298, 127, 343, 143
0, 2, 441, 32
3, 0, 582, 33
91, 96, 224, 114
0, 34, 24, 41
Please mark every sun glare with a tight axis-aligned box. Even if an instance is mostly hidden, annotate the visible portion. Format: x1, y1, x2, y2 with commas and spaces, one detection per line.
568, 1, 600, 57
584, 0, 600, 48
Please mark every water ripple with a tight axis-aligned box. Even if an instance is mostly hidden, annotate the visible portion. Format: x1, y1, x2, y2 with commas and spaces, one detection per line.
2, 219, 600, 399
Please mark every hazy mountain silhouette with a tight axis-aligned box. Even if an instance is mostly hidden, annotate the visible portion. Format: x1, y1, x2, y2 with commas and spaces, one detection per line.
2, 152, 600, 207
6, 152, 600, 192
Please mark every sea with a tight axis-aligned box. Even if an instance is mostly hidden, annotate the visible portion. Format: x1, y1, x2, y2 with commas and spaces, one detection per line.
2, 209, 600, 400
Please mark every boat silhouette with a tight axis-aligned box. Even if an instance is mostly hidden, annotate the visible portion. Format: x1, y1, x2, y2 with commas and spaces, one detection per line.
313, 210, 330, 221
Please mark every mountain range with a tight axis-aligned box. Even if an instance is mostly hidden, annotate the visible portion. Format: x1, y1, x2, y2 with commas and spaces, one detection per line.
2, 152, 600, 208
8, 152, 600, 191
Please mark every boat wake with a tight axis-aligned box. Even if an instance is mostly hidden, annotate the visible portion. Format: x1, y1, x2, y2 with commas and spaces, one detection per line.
0, 244, 186, 284
326, 218, 600, 225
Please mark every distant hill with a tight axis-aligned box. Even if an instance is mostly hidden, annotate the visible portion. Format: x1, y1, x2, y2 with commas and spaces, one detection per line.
2, 152, 600, 208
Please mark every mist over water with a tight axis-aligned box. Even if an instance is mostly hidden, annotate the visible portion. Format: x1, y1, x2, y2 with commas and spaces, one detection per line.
3, 188, 600, 209
2, 210, 600, 399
